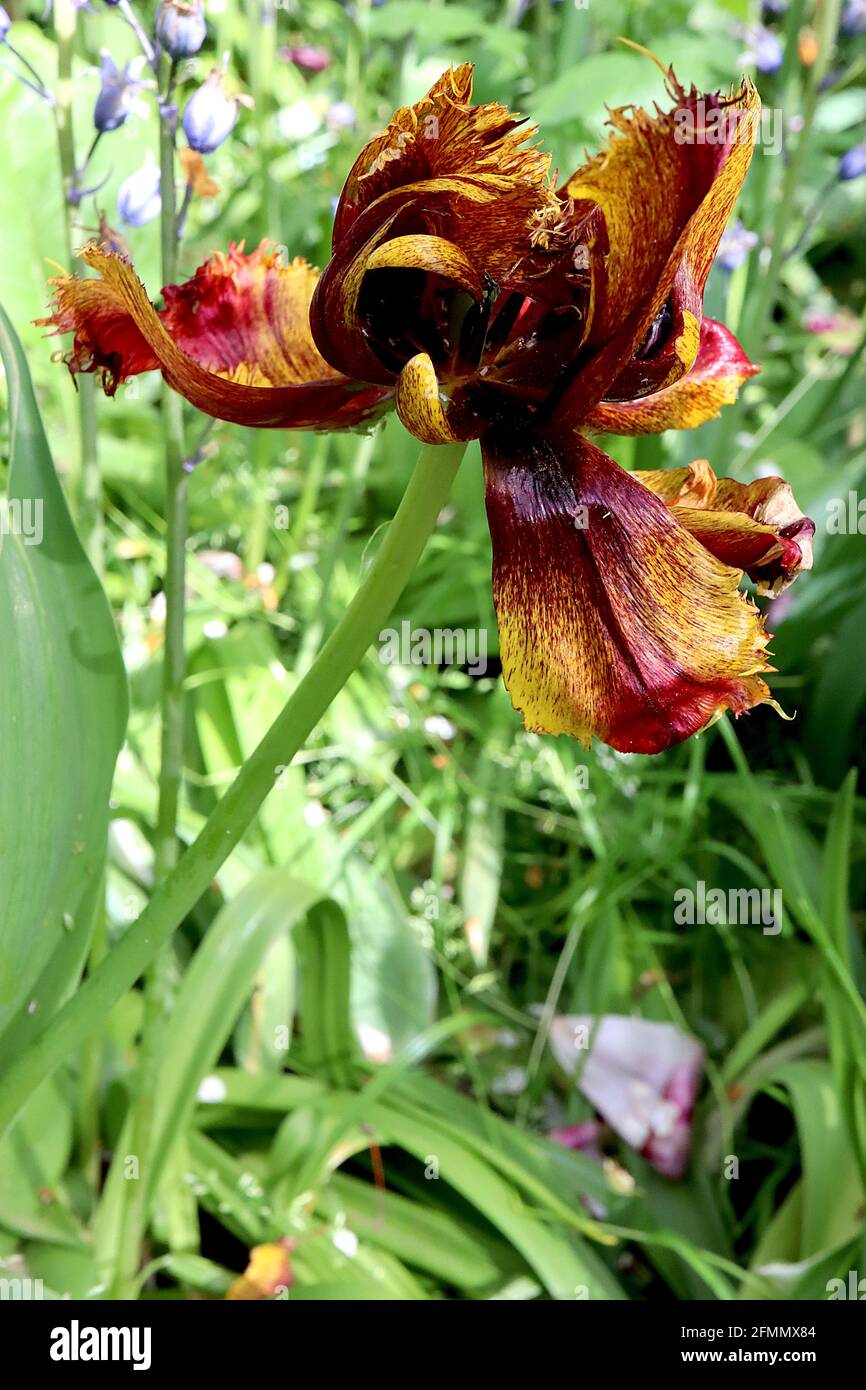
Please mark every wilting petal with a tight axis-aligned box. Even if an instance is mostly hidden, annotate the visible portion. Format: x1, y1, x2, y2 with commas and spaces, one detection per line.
39, 242, 390, 429
395, 352, 471, 444
332, 64, 566, 291
554, 79, 760, 422
636, 458, 815, 594
550, 1014, 704, 1180
483, 427, 776, 754
586, 319, 758, 433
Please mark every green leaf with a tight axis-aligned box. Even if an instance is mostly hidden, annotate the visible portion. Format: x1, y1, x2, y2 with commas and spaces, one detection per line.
0, 306, 127, 1035
296, 899, 356, 1087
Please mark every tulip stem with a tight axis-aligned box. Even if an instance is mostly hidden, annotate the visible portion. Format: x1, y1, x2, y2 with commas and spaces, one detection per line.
0, 439, 466, 1154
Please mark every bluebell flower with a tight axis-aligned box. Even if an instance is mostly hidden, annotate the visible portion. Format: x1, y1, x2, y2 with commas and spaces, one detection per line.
841, 0, 866, 36
715, 219, 759, 271
93, 50, 148, 133
155, 0, 206, 60
739, 24, 784, 75
327, 99, 356, 131
117, 155, 161, 225
839, 140, 866, 181
182, 68, 238, 153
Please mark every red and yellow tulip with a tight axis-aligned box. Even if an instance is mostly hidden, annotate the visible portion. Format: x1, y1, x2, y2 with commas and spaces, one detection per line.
39, 64, 814, 753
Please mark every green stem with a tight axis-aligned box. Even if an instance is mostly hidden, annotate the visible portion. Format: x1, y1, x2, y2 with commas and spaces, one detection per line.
741, 0, 841, 358
107, 67, 188, 1299
0, 441, 466, 1143
53, 0, 102, 570
155, 73, 186, 879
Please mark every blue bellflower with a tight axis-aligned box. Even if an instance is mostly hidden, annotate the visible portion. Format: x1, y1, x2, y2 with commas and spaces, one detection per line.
117, 155, 161, 225
155, 0, 206, 59
182, 68, 238, 153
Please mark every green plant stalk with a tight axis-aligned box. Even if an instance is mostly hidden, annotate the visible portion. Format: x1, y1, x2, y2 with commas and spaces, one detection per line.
107, 72, 188, 1298
0, 440, 466, 1146
53, 0, 106, 1185
741, 0, 841, 358
53, 0, 102, 569
154, 72, 187, 881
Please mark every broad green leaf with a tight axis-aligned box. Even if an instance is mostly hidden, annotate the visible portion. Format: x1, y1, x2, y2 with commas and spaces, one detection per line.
0, 306, 127, 1035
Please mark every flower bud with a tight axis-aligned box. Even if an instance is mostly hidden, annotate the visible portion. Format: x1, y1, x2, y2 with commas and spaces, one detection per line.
0, 6, 11, 42
841, 0, 866, 36
282, 45, 331, 73
839, 140, 866, 181
182, 68, 238, 154
117, 156, 161, 226
155, 0, 206, 60
93, 51, 147, 134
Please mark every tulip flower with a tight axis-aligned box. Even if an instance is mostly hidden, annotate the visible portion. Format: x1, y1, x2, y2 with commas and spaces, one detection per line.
549, 1014, 704, 1179
38, 64, 815, 753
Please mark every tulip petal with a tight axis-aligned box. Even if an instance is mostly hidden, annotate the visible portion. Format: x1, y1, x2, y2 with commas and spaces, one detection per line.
395, 352, 466, 444
329, 63, 568, 307
553, 79, 760, 423
39, 241, 389, 429
585, 318, 759, 434
483, 427, 776, 753
636, 459, 815, 594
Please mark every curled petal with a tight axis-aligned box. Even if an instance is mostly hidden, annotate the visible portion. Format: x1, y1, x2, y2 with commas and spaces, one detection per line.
636, 459, 814, 594
395, 352, 470, 444
554, 79, 760, 423
333, 64, 566, 287
586, 319, 759, 434
364, 234, 485, 298
483, 427, 777, 753
38, 242, 390, 430
565, 78, 760, 341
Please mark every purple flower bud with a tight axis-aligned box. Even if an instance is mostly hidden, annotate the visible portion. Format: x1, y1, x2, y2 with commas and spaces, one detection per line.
716, 219, 759, 272
839, 140, 866, 181
93, 50, 147, 133
117, 157, 161, 225
182, 68, 238, 153
282, 44, 331, 73
155, 0, 206, 60
0, 6, 11, 42
841, 0, 866, 36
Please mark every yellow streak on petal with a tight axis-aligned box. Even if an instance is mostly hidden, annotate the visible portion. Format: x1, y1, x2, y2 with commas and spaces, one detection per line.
395, 352, 463, 444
